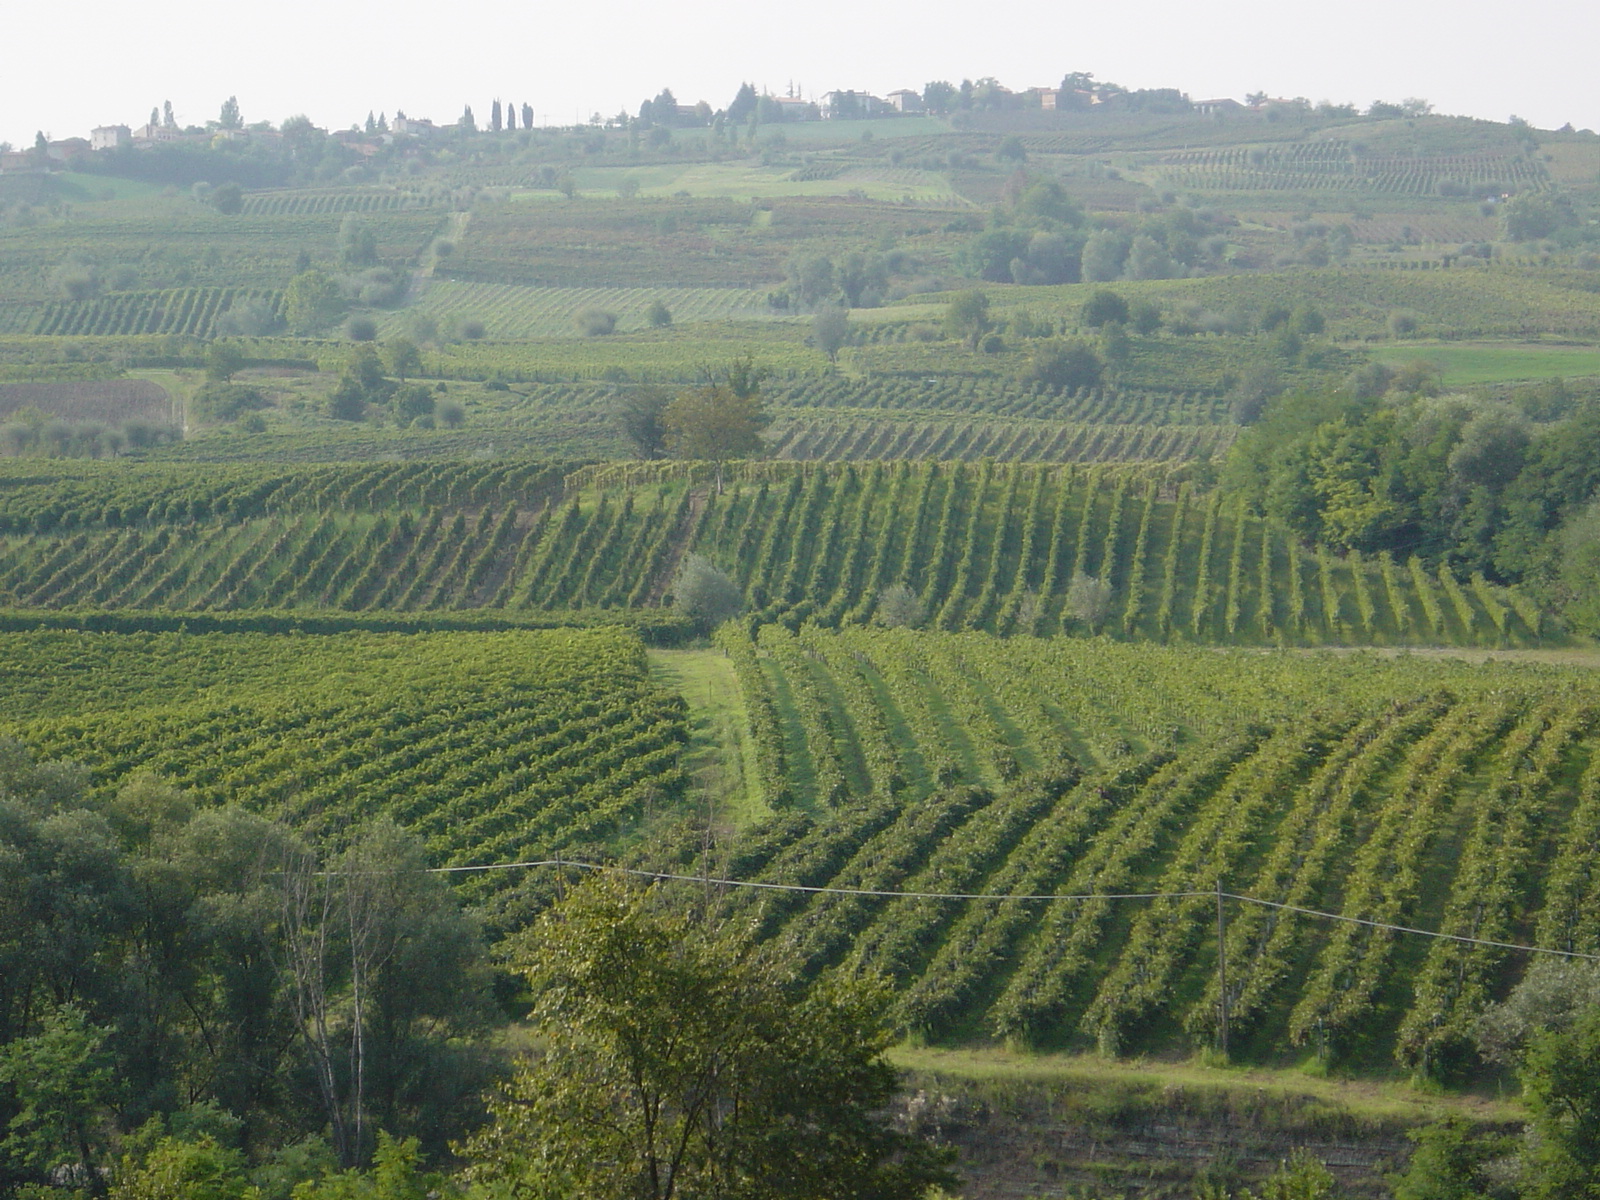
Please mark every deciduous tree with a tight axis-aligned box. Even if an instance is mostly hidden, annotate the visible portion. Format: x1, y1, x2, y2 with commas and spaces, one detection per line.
463, 875, 953, 1200
944, 289, 991, 350
663, 383, 767, 490
813, 305, 851, 362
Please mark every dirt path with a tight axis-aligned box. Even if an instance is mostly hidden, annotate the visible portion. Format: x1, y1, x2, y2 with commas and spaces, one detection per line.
644, 488, 708, 605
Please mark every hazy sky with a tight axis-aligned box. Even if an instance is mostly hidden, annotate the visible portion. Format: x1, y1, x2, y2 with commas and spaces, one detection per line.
4, 0, 1596, 149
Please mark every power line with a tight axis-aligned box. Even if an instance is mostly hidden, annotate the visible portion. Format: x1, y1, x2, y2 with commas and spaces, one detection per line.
428, 857, 1600, 963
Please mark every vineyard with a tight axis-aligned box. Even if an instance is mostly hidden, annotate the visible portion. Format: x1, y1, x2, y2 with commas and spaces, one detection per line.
765, 416, 1234, 463
981, 266, 1600, 342
434, 196, 970, 289
3, 611, 1595, 1073
0, 625, 687, 932
671, 626, 1600, 1071
0, 460, 1542, 647
25, 287, 284, 338
378, 280, 771, 340
1154, 141, 1548, 197
0, 206, 446, 302
238, 189, 442, 217
0, 378, 176, 425
761, 377, 1236, 424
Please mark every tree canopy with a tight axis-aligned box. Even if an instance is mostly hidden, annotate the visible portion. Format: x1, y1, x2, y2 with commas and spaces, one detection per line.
463, 874, 953, 1200
663, 366, 769, 482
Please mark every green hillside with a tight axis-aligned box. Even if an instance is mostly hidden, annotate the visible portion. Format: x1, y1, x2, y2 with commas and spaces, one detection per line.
0, 625, 686, 930
6, 98, 1600, 1198
0, 460, 1543, 647
687, 628, 1600, 1073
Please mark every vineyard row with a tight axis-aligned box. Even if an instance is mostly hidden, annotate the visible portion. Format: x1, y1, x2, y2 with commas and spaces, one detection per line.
0, 461, 1541, 648
690, 624, 1600, 1070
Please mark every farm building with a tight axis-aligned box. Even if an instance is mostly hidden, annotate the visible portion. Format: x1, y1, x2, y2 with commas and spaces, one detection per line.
91, 125, 131, 150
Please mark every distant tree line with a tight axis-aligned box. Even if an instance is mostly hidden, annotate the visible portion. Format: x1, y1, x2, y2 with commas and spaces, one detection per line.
1222, 373, 1600, 634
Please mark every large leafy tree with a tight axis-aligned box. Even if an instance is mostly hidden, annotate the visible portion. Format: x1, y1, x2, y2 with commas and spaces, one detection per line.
663, 363, 769, 491
463, 874, 953, 1200
944, 289, 991, 351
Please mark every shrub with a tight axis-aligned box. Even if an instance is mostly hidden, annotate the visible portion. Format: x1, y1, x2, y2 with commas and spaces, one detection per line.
347, 315, 379, 342
1019, 340, 1103, 392
671, 554, 743, 632
210, 182, 243, 215
216, 297, 279, 337
1066, 572, 1113, 629
1387, 309, 1421, 338
875, 584, 923, 628
1081, 289, 1129, 329
191, 383, 268, 423
577, 309, 619, 337
391, 383, 435, 424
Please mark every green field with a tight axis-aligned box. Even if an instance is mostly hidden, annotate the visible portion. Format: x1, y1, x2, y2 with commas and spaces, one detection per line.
1369, 340, 1600, 384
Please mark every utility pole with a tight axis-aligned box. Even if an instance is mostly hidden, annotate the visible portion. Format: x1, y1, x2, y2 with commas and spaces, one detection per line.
1216, 878, 1229, 1058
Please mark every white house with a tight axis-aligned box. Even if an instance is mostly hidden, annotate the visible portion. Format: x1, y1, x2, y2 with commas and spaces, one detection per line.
886, 89, 923, 114
91, 125, 131, 150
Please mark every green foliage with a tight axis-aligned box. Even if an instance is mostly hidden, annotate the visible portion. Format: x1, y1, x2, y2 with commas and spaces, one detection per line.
944, 290, 990, 350
380, 339, 421, 381
574, 308, 617, 337
463, 874, 953, 1200
1065, 571, 1113, 628
1522, 1008, 1600, 1198
812, 305, 851, 362
284, 271, 344, 335
337, 216, 378, 270
0, 1004, 119, 1186
1244, 1150, 1338, 1199
111, 1134, 254, 1200
612, 387, 670, 461
287, 1134, 439, 1200
192, 380, 268, 424
671, 553, 743, 632
875, 583, 923, 628
663, 383, 767, 465
210, 183, 244, 217
1018, 339, 1103, 392
1389, 1115, 1514, 1200
1502, 191, 1576, 242
1223, 384, 1600, 621
204, 341, 245, 383
1081, 288, 1130, 328
389, 383, 433, 425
